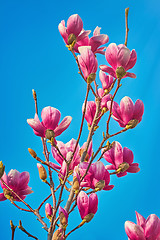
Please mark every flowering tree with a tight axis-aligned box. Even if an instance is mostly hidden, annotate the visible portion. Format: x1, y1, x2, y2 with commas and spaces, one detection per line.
0, 7, 159, 240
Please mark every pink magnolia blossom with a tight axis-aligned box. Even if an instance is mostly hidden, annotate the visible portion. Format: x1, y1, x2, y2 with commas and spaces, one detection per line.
107, 96, 144, 128
78, 47, 98, 81
27, 106, 72, 139
100, 43, 137, 79
125, 212, 160, 240
82, 101, 102, 127
74, 26, 109, 55
0, 170, 33, 201
99, 70, 114, 91
90, 161, 114, 191
58, 14, 90, 46
77, 191, 98, 220
103, 141, 140, 177
45, 203, 52, 218
74, 162, 93, 188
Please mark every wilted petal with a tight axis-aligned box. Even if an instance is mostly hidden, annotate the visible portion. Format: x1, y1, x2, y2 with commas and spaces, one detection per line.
54, 116, 72, 137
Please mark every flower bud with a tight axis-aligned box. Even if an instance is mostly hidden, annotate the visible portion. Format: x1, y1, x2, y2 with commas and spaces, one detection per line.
59, 207, 68, 227
45, 203, 53, 220
95, 180, 105, 191
118, 162, 130, 173
73, 176, 79, 192
37, 163, 47, 180
68, 33, 76, 45
45, 129, 55, 140
87, 73, 96, 84
116, 66, 126, 79
0, 161, 5, 178
126, 119, 139, 129
83, 213, 94, 223
28, 148, 37, 158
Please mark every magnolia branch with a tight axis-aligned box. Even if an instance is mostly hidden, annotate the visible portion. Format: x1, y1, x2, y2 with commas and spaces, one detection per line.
18, 220, 39, 240
10, 220, 16, 240
124, 7, 129, 46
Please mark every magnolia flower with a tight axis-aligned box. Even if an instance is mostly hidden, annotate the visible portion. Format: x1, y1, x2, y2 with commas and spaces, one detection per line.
0, 170, 33, 201
78, 47, 98, 82
100, 43, 137, 79
77, 191, 98, 222
90, 161, 114, 191
107, 96, 144, 128
74, 26, 109, 55
58, 14, 90, 46
103, 141, 140, 177
99, 70, 114, 91
97, 88, 112, 110
59, 206, 68, 226
125, 212, 160, 240
27, 106, 72, 140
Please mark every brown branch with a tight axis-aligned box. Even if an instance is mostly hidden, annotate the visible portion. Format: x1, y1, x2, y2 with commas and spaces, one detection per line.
37, 193, 52, 211
10, 220, 16, 240
54, 145, 67, 163
65, 222, 85, 239
124, 7, 129, 46
32, 89, 38, 115
18, 220, 39, 240
10, 200, 32, 212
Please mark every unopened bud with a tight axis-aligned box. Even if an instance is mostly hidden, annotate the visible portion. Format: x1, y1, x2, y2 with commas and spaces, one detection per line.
118, 162, 130, 173
126, 119, 139, 129
45, 203, 53, 220
68, 33, 76, 45
116, 66, 126, 79
83, 213, 94, 223
32, 89, 37, 100
102, 107, 107, 114
0, 161, 5, 178
45, 129, 55, 140
87, 73, 96, 84
59, 212, 67, 226
37, 163, 47, 180
28, 148, 37, 158
73, 176, 79, 192
95, 180, 105, 191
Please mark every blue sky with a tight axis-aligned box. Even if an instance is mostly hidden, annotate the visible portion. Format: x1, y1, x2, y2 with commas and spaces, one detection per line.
0, 0, 160, 239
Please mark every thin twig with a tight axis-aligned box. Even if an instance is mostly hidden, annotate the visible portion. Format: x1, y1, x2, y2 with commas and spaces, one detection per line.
65, 223, 84, 238
18, 220, 39, 240
37, 193, 52, 211
32, 89, 38, 115
10, 220, 16, 240
124, 7, 129, 46
10, 200, 32, 212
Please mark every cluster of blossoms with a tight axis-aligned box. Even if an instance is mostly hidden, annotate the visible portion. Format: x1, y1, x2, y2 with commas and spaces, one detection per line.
0, 12, 158, 240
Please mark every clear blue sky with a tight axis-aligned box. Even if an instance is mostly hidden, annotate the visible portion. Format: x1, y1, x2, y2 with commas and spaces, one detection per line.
0, 0, 160, 239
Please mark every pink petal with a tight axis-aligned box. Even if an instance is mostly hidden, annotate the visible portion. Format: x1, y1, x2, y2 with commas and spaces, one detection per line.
117, 45, 131, 68
52, 141, 66, 165
125, 50, 137, 71
93, 26, 101, 36
58, 20, 68, 44
91, 162, 105, 180
120, 96, 134, 125
117, 172, 127, 177
90, 34, 109, 53
7, 169, 20, 189
54, 116, 72, 137
105, 43, 118, 70
103, 184, 114, 191
88, 193, 98, 214
77, 30, 91, 42
67, 14, 83, 36
123, 147, 134, 164
49, 162, 61, 170
83, 101, 96, 126
0, 193, 6, 201
125, 72, 136, 78
105, 165, 115, 170
125, 221, 146, 240
59, 206, 68, 222
77, 191, 89, 219
99, 65, 116, 78
136, 212, 146, 229
27, 114, 45, 137
133, 100, 144, 122
41, 107, 61, 131
18, 172, 30, 190
127, 163, 140, 173
145, 214, 160, 240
